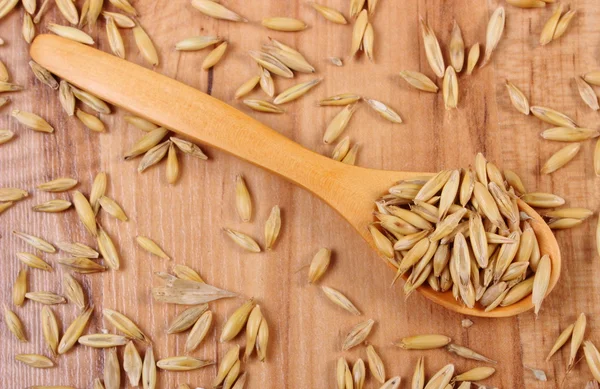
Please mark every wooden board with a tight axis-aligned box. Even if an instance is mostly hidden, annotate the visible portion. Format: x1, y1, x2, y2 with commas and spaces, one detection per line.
1, 0, 600, 387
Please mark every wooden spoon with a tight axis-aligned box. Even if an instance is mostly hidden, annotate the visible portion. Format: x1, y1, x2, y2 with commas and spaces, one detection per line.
30, 35, 560, 317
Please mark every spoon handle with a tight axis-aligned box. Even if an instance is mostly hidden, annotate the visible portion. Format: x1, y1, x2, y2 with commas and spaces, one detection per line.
30, 34, 344, 198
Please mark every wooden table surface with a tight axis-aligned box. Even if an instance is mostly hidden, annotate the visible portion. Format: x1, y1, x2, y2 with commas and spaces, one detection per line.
2, 0, 600, 388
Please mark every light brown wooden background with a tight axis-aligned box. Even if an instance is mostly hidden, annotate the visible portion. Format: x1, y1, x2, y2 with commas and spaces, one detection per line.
1, 0, 600, 388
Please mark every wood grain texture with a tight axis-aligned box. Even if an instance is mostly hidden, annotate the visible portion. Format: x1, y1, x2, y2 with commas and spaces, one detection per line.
1, 0, 599, 388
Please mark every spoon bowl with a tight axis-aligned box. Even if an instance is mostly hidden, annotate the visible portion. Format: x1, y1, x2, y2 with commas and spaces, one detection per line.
30, 35, 561, 317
